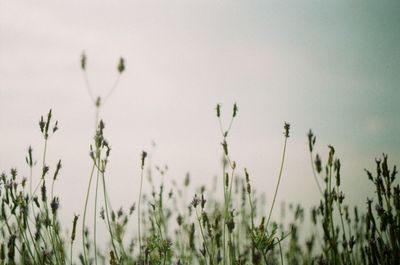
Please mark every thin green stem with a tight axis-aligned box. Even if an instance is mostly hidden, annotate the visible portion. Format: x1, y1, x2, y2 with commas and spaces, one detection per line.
101, 171, 119, 260
266, 136, 288, 229
138, 164, 145, 261
82, 163, 96, 265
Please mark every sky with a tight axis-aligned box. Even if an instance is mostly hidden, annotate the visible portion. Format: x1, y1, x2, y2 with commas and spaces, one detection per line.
1, 0, 400, 234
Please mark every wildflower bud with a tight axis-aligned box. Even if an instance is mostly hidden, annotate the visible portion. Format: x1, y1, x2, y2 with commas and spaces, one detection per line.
141, 151, 147, 169
26, 146, 33, 167
71, 215, 79, 242
44, 109, 52, 139
215, 104, 221, 117
22, 177, 27, 187
118, 57, 125, 73
50, 197, 59, 215
39, 116, 45, 133
81, 52, 86, 70
10, 168, 17, 179
364, 169, 373, 181
52, 120, 58, 133
233, 103, 238, 118
41, 182, 47, 202
283, 122, 290, 138
110, 251, 117, 265
334, 159, 341, 186
307, 130, 316, 152
315, 154, 322, 174
53, 159, 62, 180
201, 194, 206, 209
191, 194, 200, 208
391, 165, 398, 182
221, 140, 228, 156
226, 217, 235, 233
42, 165, 49, 178
354, 206, 359, 223
100, 207, 105, 220
328, 145, 335, 167
247, 183, 251, 193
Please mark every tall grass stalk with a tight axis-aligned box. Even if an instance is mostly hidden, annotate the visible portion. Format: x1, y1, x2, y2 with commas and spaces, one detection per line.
266, 122, 290, 229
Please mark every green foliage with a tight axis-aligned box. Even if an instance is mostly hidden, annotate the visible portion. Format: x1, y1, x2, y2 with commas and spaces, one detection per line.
0, 57, 398, 264
1, 108, 398, 265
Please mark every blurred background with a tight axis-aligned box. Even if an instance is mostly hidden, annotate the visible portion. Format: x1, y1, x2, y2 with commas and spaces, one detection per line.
1, 0, 399, 235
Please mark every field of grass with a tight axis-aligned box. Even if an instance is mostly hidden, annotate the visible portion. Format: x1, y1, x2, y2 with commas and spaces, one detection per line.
1, 58, 399, 265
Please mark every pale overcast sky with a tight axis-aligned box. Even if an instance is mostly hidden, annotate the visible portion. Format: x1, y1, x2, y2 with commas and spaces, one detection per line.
1, 1, 399, 228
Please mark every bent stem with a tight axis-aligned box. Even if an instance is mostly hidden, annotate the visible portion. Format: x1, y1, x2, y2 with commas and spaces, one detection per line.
266, 133, 288, 229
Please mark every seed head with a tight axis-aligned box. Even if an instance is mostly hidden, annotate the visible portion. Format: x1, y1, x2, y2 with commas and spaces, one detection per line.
215, 104, 221, 117
191, 194, 200, 208
50, 197, 59, 215
307, 129, 316, 152
284, 122, 290, 137
141, 151, 147, 169
118, 57, 125, 73
221, 140, 228, 156
71, 215, 79, 242
233, 103, 238, 118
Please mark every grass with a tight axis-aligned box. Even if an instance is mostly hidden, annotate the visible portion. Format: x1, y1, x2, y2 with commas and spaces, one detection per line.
0, 58, 399, 264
